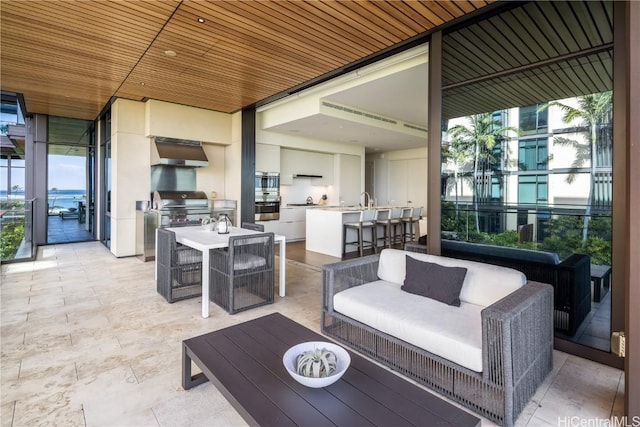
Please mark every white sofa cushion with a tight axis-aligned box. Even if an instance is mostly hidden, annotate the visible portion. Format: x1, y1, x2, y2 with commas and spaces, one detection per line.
334, 280, 484, 372
377, 249, 526, 307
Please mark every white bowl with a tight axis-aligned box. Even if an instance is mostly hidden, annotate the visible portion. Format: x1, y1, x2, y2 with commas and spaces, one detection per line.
282, 341, 351, 388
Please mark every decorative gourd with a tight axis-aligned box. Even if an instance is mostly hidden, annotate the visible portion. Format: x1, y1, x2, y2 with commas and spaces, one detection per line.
295, 347, 337, 378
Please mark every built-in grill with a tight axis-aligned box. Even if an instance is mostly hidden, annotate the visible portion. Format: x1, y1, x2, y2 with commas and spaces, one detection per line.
152, 190, 211, 228
137, 190, 212, 262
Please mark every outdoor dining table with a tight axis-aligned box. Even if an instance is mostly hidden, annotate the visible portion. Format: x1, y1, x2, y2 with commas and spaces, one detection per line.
160, 226, 286, 318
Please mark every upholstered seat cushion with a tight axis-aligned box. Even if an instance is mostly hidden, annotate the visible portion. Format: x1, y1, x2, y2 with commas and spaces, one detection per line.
377, 249, 526, 308
334, 280, 484, 372
344, 221, 376, 227
233, 253, 267, 271
176, 245, 202, 265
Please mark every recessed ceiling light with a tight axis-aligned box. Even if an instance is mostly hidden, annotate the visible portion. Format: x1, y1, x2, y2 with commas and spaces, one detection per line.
140, 82, 146, 86
164, 50, 177, 57
197, 17, 205, 23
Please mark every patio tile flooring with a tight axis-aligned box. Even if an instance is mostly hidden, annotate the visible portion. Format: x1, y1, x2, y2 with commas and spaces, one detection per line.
47, 215, 93, 244
1, 241, 625, 427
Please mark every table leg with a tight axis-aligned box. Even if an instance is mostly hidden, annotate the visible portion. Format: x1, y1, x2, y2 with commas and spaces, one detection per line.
182, 344, 208, 390
154, 229, 158, 281
202, 249, 210, 318
279, 239, 286, 297
593, 277, 602, 302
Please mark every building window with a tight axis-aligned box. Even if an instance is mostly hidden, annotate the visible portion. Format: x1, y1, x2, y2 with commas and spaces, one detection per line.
490, 175, 501, 201
596, 121, 613, 168
519, 104, 548, 135
518, 138, 548, 171
518, 175, 548, 204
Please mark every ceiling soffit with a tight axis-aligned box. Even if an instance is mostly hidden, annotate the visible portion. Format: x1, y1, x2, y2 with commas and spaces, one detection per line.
442, 0, 613, 120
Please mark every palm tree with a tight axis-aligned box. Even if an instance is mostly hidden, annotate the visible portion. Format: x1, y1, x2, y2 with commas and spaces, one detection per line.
447, 113, 515, 232
538, 91, 612, 240
442, 135, 474, 221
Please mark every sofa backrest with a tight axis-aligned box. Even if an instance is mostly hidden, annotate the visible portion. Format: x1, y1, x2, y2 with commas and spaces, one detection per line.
377, 249, 526, 307
442, 239, 561, 265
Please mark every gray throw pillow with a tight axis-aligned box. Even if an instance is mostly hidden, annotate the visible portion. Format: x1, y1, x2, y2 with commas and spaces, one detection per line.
401, 256, 467, 307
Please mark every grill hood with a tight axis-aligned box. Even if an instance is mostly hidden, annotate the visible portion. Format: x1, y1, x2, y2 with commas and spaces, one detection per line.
151, 137, 209, 167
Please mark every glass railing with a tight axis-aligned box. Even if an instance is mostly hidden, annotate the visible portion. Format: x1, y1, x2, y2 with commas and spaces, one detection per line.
441, 201, 612, 266
1, 198, 37, 262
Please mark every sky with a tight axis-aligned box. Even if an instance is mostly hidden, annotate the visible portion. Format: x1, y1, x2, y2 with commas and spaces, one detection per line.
47, 154, 86, 190
3, 152, 87, 194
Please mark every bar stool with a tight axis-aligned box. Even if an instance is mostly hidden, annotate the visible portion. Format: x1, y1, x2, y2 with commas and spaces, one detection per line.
387, 207, 404, 248
402, 206, 423, 243
375, 208, 391, 248
342, 209, 377, 257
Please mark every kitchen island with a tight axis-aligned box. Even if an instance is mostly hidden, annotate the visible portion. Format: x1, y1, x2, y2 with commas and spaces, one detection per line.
306, 206, 426, 257
305, 207, 370, 258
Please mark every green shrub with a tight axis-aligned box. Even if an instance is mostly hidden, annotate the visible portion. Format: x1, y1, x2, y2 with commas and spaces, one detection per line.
0, 223, 25, 260
578, 237, 611, 265
482, 230, 519, 246
440, 200, 612, 265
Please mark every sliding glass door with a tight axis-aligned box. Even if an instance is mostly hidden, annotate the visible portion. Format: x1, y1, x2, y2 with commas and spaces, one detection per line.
46, 116, 95, 244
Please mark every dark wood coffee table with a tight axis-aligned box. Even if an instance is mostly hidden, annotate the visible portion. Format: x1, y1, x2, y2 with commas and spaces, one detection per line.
182, 312, 480, 427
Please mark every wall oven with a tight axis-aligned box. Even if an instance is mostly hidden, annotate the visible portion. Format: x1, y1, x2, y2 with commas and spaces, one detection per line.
255, 172, 280, 220
255, 201, 280, 221
255, 172, 279, 198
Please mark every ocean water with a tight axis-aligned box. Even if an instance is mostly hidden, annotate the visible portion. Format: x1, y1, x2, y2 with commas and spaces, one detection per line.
1, 189, 86, 211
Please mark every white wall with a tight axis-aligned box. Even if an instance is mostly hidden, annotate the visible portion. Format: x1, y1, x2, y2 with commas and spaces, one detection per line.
224, 112, 243, 211
111, 99, 150, 257
280, 178, 330, 206
145, 99, 232, 143
109, 98, 235, 257
257, 117, 365, 206
337, 153, 362, 205
367, 146, 428, 208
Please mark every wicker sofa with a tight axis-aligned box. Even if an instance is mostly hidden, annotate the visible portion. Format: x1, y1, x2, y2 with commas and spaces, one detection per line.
322, 249, 553, 426
406, 240, 591, 336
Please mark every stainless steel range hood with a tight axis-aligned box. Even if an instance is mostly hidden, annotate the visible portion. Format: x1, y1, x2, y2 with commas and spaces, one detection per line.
151, 137, 209, 167
293, 173, 323, 179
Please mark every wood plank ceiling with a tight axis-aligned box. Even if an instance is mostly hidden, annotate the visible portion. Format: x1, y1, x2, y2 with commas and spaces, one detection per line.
441, 0, 613, 119
1, 0, 493, 121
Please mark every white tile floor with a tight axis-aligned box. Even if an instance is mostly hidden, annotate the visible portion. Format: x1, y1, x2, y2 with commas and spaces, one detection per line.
1, 242, 625, 427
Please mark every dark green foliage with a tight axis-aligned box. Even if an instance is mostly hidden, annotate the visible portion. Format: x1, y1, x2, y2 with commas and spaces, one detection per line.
0, 199, 25, 210
441, 200, 611, 265
0, 222, 25, 260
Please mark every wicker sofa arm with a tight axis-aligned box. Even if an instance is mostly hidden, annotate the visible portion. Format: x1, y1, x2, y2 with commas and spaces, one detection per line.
322, 254, 380, 312
481, 281, 554, 387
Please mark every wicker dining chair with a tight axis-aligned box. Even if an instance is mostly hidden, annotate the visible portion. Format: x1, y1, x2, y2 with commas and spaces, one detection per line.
156, 228, 202, 303
209, 232, 275, 314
